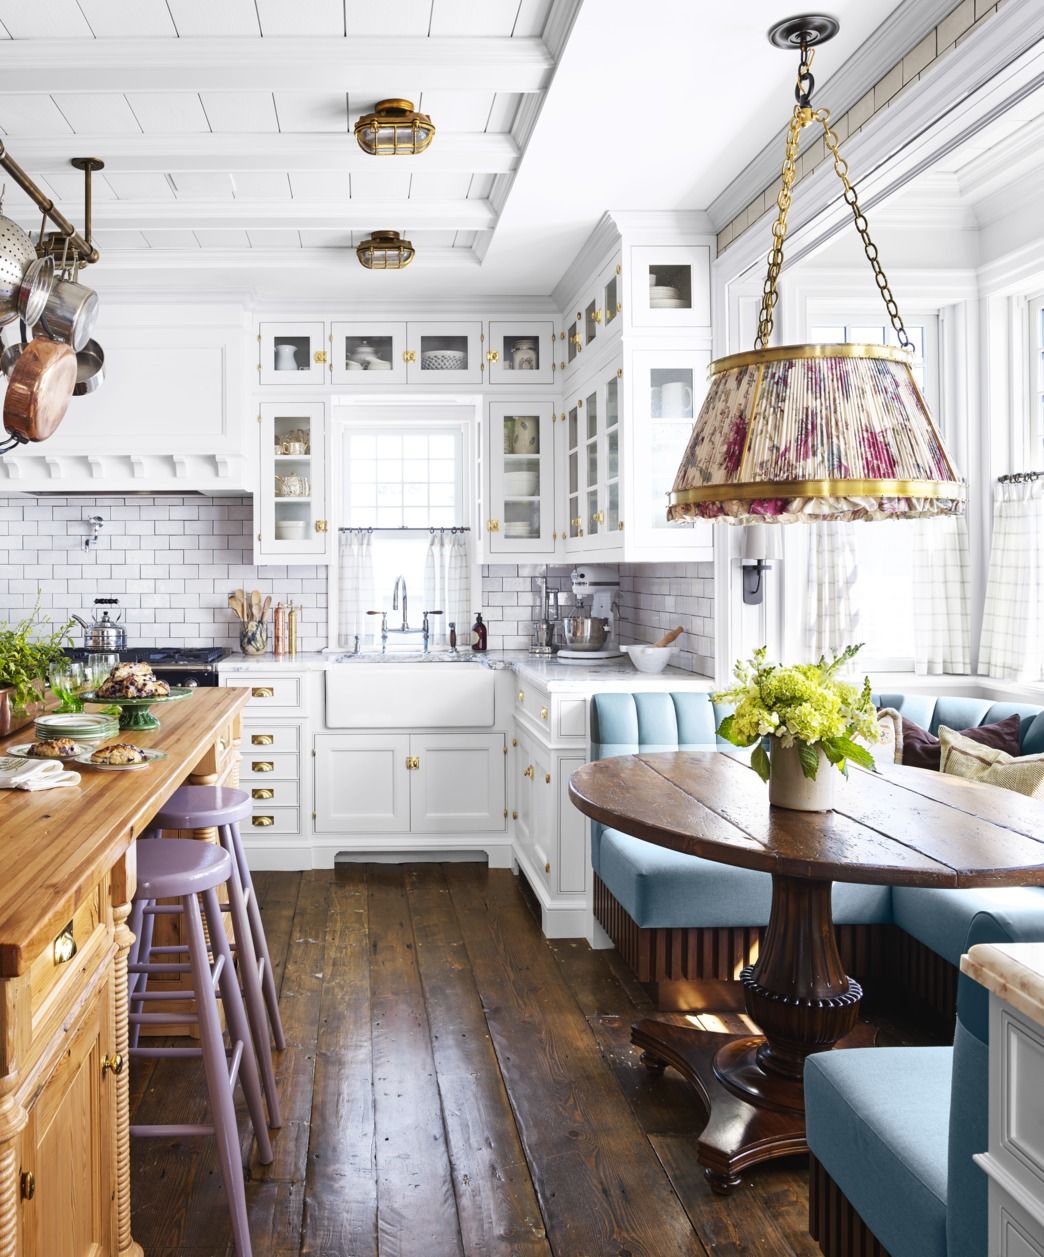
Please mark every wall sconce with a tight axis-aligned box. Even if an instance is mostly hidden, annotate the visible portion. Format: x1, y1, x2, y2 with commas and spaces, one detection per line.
740, 524, 782, 605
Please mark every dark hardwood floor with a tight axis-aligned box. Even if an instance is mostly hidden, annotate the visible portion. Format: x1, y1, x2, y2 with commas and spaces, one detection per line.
129, 864, 834, 1257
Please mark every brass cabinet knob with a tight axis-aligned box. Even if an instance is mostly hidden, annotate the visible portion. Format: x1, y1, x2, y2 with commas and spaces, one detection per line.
487, 519, 500, 532
20, 1171, 34, 1201
315, 519, 329, 533
544, 862, 551, 874
545, 772, 551, 784
252, 787, 274, 800
591, 309, 602, 324
251, 687, 274, 698
403, 349, 416, 363
313, 349, 327, 364
539, 707, 548, 721
251, 733, 274, 745
406, 756, 420, 770
511, 737, 518, 747
486, 349, 499, 362
252, 815, 275, 827
592, 511, 605, 525
511, 810, 518, 820
523, 765, 534, 779
251, 761, 274, 773
102, 1053, 124, 1076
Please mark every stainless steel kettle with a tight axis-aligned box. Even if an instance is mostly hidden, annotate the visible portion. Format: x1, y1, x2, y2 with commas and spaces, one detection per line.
71, 598, 127, 650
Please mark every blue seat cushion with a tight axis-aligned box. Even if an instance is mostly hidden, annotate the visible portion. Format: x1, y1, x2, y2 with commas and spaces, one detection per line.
806, 1045, 953, 1257
596, 827, 892, 930
892, 886, 1044, 967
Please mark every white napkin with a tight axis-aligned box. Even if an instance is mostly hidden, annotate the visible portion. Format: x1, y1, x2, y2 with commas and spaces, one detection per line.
0, 756, 81, 790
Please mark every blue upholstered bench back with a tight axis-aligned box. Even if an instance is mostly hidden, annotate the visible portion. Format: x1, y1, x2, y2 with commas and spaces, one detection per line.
590, 691, 731, 760
874, 692, 1044, 755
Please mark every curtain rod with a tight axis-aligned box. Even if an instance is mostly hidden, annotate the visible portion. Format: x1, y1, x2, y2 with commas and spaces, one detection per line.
338, 525, 470, 533
998, 472, 1044, 483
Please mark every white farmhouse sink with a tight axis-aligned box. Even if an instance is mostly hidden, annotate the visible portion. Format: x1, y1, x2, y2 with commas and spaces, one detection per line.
325, 663, 495, 728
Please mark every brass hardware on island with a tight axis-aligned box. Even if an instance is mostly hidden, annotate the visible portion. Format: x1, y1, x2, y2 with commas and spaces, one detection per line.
251, 733, 274, 746
102, 1053, 124, 1077
251, 687, 274, 698
406, 756, 421, 770
53, 922, 76, 965
251, 761, 274, 773
252, 815, 275, 827
252, 788, 274, 800
20, 1171, 35, 1201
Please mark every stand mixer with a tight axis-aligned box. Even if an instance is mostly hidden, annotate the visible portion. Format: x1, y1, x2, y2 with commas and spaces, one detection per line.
559, 566, 623, 660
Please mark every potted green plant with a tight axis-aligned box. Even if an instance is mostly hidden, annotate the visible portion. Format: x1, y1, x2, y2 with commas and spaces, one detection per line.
0, 602, 73, 737
713, 643, 881, 811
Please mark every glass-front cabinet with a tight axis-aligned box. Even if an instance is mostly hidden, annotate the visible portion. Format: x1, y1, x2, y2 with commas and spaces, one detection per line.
629, 244, 712, 330
485, 401, 556, 555
258, 321, 327, 385
329, 322, 407, 385
406, 321, 483, 385
486, 320, 556, 386
257, 401, 331, 561
562, 253, 624, 381
563, 365, 623, 554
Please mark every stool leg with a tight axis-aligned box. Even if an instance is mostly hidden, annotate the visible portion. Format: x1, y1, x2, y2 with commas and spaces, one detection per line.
226, 823, 286, 1051
183, 889, 253, 1257
202, 887, 273, 1166
128, 897, 156, 1052
222, 847, 282, 1128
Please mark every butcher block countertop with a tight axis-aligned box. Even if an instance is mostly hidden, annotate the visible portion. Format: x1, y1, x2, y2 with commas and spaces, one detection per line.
0, 686, 248, 977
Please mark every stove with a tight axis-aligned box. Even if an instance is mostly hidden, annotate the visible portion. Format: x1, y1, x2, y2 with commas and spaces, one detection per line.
65, 646, 229, 687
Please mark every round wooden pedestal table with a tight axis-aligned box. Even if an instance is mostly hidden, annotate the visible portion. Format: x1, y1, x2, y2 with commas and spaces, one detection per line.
568, 751, 1044, 1194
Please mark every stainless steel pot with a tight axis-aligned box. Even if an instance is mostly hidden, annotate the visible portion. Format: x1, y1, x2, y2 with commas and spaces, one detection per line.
0, 215, 38, 328
16, 256, 54, 328
36, 277, 99, 353
73, 338, 104, 395
561, 616, 609, 652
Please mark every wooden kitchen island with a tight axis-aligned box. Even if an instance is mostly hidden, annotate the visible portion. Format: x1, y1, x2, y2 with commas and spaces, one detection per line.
0, 687, 247, 1257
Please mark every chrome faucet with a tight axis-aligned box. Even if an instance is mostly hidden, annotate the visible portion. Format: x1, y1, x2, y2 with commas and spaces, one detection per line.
392, 575, 408, 631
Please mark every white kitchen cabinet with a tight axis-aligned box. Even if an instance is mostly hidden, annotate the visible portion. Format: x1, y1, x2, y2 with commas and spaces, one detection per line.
562, 252, 623, 380
256, 401, 331, 563
563, 365, 622, 556
329, 321, 407, 385
484, 400, 556, 556
258, 320, 327, 385
629, 244, 712, 330
410, 733, 506, 833
406, 320, 484, 385
486, 320, 557, 386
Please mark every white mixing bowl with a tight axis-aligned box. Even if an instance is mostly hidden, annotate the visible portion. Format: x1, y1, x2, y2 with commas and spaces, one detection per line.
622, 644, 677, 674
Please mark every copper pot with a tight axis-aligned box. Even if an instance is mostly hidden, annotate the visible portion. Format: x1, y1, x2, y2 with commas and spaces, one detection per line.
2, 338, 77, 443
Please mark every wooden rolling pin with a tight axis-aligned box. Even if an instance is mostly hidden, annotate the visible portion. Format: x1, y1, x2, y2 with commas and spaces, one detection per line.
653, 626, 684, 648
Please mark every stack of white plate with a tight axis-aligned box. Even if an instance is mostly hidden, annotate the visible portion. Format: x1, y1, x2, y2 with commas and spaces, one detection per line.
504, 522, 533, 538
34, 711, 120, 743
504, 470, 538, 496
650, 285, 687, 309
421, 349, 467, 371
275, 520, 307, 540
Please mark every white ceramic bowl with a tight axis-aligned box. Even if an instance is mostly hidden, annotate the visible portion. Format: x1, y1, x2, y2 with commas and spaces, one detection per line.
421, 349, 467, 371
649, 286, 680, 299
622, 644, 678, 673
504, 470, 538, 496
275, 520, 307, 540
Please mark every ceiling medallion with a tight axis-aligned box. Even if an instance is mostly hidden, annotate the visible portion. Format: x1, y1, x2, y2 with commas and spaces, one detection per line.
354, 99, 436, 156
668, 16, 964, 524
356, 230, 416, 270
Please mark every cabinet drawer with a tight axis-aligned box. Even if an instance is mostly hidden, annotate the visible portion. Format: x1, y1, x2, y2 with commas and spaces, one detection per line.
247, 779, 299, 807
514, 680, 551, 730
242, 724, 300, 753
29, 882, 107, 1027
240, 752, 299, 781
223, 674, 304, 714
245, 808, 301, 836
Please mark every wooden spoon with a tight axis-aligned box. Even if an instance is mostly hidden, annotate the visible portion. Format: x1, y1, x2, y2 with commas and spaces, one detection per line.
261, 595, 272, 623
653, 626, 684, 648
227, 592, 243, 621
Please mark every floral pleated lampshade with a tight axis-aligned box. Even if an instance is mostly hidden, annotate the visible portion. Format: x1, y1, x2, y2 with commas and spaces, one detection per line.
667, 343, 965, 524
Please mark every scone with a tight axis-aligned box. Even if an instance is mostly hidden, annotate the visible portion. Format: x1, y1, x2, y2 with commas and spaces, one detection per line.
97, 662, 171, 700
27, 737, 78, 758
90, 743, 147, 766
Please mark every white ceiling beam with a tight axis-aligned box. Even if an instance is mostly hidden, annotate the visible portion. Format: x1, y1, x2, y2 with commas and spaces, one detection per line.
12, 199, 496, 231
8, 132, 520, 174
94, 248, 480, 271
0, 36, 553, 93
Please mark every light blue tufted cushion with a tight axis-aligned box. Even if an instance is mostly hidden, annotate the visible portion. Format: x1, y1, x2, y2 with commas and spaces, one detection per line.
872, 692, 1044, 754
892, 885, 1044, 967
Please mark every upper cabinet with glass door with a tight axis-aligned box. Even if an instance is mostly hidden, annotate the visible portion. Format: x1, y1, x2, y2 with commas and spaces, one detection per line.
257, 402, 331, 563
484, 401, 556, 556
405, 321, 483, 385
629, 245, 711, 330
329, 322, 407, 385
258, 322, 327, 385
486, 321, 556, 386
562, 365, 622, 556
562, 253, 624, 378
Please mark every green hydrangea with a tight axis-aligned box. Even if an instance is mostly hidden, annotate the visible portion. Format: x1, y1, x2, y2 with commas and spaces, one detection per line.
713, 644, 880, 782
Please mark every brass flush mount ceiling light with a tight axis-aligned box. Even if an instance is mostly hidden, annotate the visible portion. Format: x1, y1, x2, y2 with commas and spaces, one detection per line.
356, 229, 415, 270
668, 14, 964, 524
354, 99, 436, 156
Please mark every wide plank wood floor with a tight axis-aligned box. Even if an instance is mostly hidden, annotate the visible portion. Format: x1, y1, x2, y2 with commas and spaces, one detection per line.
130, 864, 829, 1257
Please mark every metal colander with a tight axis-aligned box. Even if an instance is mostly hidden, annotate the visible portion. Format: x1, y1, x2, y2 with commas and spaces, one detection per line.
0, 214, 37, 327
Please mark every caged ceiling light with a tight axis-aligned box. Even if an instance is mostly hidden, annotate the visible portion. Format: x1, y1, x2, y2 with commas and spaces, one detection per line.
668, 15, 964, 525
354, 99, 436, 156
355, 229, 415, 270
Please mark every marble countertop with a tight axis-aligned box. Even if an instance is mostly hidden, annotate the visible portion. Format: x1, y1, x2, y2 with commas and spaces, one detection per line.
962, 943, 1044, 1027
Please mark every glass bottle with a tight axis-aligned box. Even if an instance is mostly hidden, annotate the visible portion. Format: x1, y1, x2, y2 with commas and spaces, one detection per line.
471, 612, 487, 652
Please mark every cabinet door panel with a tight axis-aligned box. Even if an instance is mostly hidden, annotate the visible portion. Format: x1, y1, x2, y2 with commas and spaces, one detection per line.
406, 321, 483, 384
259, 320, 326, 385
487, 320, 556, 386
329, 321, 407, 385
629, 244, 712, 329
486, 401, 556, 555
411, 734, 506, 833
258, 402, 329, 560
557, 756, 587, 895
314, 734, 411, 833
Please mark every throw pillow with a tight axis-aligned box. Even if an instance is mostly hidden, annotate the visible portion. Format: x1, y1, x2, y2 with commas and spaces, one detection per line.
873, 708, 903, 768
939, 726, 1044, 799
900, 712, 1023, 771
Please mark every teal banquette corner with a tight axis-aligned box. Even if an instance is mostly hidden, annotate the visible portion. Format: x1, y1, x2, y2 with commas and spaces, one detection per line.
589, 691, 1044, 1017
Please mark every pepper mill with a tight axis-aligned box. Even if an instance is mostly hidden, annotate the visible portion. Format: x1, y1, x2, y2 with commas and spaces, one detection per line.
287, 600, 298, 655
273, 602, 287, 654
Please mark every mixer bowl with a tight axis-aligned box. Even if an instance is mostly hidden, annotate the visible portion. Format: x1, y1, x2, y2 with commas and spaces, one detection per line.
561, 616, 609, 652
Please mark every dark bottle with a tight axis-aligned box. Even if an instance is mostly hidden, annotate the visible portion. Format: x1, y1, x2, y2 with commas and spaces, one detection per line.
448, 621, 457, 649
471, 612, 487, 652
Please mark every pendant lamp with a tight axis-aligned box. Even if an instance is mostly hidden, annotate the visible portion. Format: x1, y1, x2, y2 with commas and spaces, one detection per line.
668, 16, 964, 525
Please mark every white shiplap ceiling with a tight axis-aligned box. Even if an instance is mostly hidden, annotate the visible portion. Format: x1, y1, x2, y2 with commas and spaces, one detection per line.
0, 0, 915, 298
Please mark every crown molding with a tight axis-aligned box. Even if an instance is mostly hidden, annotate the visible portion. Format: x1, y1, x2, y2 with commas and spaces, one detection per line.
541, 0, 584, 61
707, 0, 964, 231
551, 212, 619, 310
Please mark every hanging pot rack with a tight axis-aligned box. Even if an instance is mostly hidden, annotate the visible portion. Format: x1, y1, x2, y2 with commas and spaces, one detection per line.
0, 146, 101, 268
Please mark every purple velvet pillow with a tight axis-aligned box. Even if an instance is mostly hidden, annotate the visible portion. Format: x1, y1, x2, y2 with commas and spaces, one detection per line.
900, 712, 1023, 771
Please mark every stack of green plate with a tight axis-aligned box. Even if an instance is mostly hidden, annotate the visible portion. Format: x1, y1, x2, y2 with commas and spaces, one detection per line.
34, 712, 120, 744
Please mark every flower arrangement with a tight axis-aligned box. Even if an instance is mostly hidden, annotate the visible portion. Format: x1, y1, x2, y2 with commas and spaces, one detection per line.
713, 643, 880, 783
0, 600, 72, 732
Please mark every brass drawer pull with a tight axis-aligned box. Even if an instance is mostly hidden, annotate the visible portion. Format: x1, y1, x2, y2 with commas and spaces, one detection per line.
251, 733, 274, 745
251, 761, 274, 773
102, 1053, 124, 1077
251, 687, 274, 698
53, 921, 76, 965
252, 787, 274, 800
252, 815, 275, 827
20, 1171, 34, 1201
539, 707, 548, 721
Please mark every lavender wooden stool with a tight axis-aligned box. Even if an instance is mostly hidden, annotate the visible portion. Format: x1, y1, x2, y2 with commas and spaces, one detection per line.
128, 839, 272, 1257
130, 784, 285, 1130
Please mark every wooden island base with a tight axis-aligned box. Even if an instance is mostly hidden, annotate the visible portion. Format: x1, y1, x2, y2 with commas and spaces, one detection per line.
0, 688, 247, 1257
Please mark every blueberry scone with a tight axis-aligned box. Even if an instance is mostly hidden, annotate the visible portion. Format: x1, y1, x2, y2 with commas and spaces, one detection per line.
27, 737, 78, 758
90, 743, 147, 766
96, 662, 171, 700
